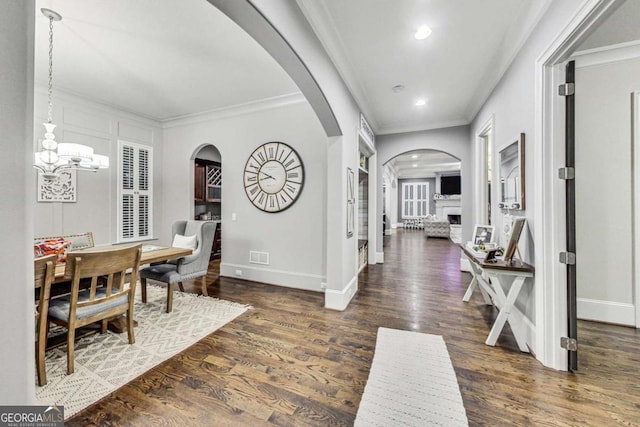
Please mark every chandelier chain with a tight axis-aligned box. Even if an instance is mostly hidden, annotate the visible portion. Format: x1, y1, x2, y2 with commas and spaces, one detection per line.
47, 15, 54, 124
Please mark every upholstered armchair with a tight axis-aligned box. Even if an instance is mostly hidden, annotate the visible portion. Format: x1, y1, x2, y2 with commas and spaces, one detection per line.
139, 220, 216, 313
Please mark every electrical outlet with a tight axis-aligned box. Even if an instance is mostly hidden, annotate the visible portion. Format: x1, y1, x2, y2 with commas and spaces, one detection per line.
320, 282, 327, 290
235, 269, 242, 276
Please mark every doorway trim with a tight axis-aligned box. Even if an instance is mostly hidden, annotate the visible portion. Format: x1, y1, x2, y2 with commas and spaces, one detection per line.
534, 0, 623, 370
633, 92, 640, 328
475, 115, 494, 226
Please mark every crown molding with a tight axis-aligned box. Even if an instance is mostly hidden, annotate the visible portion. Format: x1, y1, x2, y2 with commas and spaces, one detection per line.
161, 92, 306, 129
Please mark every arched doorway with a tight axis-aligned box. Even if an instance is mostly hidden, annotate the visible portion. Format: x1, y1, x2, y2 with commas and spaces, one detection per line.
383, 149, 462, 243
193, 144, 222, 260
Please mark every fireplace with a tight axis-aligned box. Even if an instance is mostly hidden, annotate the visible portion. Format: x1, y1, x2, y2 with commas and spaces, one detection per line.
447, 214, 461, 225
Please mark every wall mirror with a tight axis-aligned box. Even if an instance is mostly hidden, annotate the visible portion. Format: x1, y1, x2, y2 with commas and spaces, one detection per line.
498, 133, 525, 210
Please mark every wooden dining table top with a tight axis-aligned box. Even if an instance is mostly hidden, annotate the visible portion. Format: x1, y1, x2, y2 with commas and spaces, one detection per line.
53, 245, 193, 282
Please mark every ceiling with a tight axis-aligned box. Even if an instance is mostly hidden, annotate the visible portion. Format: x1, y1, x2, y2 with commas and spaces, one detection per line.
297, 0, 551, 134
35, 0, 552, 132
34, 0, 299, 121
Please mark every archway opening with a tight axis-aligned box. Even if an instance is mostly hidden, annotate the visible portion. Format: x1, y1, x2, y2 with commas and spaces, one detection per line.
193, 144, 222, 261
383, 149, 462, 243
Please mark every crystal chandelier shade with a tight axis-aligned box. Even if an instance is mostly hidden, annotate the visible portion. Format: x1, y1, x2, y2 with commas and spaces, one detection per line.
33, 8, 109, 180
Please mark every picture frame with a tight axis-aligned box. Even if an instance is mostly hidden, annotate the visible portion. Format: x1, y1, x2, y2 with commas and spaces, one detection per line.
472, 224, 495, 245
346, 167, 355, 238
503, 217, 526, 263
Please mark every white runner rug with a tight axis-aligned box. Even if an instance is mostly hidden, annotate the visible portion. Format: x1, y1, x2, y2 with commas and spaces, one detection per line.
355, 328, 469, 426
36, 284, 250, 419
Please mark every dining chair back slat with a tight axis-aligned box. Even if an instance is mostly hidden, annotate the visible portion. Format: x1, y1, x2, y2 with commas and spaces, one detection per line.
49, 244, 142, 375
34, 254, 57, 386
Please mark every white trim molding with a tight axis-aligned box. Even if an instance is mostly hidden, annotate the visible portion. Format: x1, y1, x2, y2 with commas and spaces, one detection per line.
325, 275, 357, 311
534, 0, 624, 371
573, 40, 640, 68
162, 92, 306, 129
633, 92, 640, 328
220, 262, 325, 292
577, 298, 635, 326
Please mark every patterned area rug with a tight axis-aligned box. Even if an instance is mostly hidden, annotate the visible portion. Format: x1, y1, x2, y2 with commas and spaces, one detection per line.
355, 328, 469, 426
36, 284, 250, 419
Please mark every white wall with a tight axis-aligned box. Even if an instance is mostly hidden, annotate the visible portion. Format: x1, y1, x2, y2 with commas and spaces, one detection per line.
32, 89, 164, 246
469, 0, 599, 357
574, 55, 640, 325
376, 126, 471, 252
217, 0, 368, 309
0, 0, 36, 404
162, 99, 327, 291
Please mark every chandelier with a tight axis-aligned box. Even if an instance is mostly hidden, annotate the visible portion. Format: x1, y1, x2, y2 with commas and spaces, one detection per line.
34, 8, 109, 180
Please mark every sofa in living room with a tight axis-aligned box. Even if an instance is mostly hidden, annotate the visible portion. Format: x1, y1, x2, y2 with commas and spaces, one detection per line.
424, 216, 450, 238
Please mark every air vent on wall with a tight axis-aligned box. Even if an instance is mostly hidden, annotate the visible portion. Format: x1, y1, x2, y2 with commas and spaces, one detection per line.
249, 251, 269, 265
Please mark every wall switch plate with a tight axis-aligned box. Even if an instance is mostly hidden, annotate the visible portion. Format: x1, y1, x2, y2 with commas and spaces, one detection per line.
232, 213, 237, 221
235, 269, 242, 276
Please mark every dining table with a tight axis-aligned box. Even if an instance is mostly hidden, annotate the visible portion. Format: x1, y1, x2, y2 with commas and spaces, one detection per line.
47, 244, 193, 345
53, 244, 193, 283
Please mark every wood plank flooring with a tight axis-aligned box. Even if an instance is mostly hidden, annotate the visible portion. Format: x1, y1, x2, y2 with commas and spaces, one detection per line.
67, 230, 640, 426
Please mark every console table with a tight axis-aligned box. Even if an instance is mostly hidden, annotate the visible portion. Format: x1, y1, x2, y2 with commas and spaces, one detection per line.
459, 244, 534, 352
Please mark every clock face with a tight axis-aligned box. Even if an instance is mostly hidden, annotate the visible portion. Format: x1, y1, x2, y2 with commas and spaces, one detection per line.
243, 142, 304, 212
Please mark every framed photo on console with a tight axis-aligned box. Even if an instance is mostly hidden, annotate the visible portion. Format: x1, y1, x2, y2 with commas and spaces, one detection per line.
472, 225, 495, 245
504, 217, 526, 263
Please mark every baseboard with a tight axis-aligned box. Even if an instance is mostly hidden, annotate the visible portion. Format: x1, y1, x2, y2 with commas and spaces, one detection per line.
220, 262, 324, 292
460, 257, 471, 272
376, 252, 384, 263
577, 298, 635, 326
325, 275, 357, 311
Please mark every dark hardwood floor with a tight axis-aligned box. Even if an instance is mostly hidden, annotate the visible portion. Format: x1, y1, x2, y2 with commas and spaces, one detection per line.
67, 230, 640, 426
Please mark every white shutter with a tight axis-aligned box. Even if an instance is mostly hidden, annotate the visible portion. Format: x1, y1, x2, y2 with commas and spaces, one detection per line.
118, 141, 153, 242
402, 182, 430, 219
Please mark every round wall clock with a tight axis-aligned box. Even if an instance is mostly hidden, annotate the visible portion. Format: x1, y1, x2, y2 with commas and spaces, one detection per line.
243, 141, 305, 212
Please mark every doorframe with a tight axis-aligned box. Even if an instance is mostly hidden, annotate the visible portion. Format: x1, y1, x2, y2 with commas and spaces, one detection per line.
633, 92, 640, 328
475, 115, 494, 226
534, 0, 623, 370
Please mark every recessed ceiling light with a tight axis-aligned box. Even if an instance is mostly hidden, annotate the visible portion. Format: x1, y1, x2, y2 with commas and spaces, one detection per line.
414, 25, 432, 40
411, 154, 418, 159
392, 84, 405, 93
415, 99, 426, 106
412, 164, 418, 167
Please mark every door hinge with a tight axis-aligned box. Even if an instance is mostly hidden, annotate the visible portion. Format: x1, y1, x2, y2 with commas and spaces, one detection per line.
559, 252, 576, 265
558, 167, 575, 180
558, 83, 575, 96
561, 337, 578, 351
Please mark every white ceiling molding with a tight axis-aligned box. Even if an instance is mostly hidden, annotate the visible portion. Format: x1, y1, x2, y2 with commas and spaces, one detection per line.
162, 92, 306, 129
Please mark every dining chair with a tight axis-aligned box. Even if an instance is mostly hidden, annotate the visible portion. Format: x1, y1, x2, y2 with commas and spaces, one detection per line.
139, 220, 215, 313
34, 254, 57, 386
48, 244, 142, 375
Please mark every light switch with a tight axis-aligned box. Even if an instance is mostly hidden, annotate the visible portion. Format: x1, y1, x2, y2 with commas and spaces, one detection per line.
232, 213, 237, 221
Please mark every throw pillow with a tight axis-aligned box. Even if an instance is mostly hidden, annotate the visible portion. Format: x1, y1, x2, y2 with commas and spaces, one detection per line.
34, 238, 72, 264
172, 234, 197, 250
